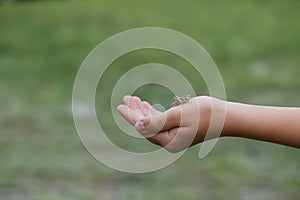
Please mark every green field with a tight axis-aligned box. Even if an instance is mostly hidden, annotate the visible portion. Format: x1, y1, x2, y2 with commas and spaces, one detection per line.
1, 0, 300, 199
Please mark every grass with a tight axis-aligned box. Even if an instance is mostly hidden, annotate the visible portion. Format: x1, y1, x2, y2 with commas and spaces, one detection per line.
0, 0, 300, 199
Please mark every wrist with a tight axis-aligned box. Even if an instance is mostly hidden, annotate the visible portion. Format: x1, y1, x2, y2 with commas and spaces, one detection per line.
197, 96, 228, 140
221, 101, 235, 137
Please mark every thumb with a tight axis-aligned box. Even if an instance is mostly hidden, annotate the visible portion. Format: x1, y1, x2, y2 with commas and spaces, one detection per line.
136, 107, 181, 134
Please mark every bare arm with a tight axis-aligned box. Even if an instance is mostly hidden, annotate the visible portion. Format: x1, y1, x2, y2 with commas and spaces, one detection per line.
117, 95, 300, 152
223, 102, 300, 148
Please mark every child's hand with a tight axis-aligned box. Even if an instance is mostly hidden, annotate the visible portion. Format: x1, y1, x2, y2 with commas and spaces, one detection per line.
117, 95, 216, 152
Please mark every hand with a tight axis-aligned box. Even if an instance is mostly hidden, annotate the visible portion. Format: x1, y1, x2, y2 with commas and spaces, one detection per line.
118, 95, 300, 150
117, 95, 218, 153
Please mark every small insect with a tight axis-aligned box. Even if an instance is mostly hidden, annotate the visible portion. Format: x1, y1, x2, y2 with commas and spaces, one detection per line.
171, 94, 191, 106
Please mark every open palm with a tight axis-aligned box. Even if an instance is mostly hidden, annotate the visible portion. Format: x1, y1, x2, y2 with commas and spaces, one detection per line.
117, 95, 205, 152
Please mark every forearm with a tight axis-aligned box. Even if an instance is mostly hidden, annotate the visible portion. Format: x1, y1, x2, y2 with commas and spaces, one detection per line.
222, 101, 300, 148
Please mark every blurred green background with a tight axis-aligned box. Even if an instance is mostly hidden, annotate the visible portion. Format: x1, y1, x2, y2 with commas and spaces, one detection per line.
1, 0, 300, 199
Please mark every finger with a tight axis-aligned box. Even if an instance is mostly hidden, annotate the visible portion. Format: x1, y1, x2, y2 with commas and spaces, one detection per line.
139, 127, 193, 153
130, 96, 141, 109
135, 121, 174, 145
142, 101, 152, 110
147, 130, 173, 146
123, 96, 144, 117
138, 101, 150, 116
123, 95, 131, 106
138, 106, 182, 134
153, 127, 193, 153
123, 95, 141, 109
117, 105, 143, 125
130, 96, 145, 116
142, 101, 160, 115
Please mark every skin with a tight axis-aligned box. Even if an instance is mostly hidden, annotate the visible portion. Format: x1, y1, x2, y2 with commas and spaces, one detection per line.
117, 95, 300, 153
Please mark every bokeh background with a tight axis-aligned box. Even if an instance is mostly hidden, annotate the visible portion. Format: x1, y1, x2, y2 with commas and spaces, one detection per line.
1, 0, 300, 199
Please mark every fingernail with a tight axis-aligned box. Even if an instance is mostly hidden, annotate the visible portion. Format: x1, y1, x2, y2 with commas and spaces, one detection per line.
137, 121, 144, 128
135, 121, 144, 131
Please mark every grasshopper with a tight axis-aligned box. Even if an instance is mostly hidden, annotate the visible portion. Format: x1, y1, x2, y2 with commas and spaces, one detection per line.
171, 94, 191, 106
